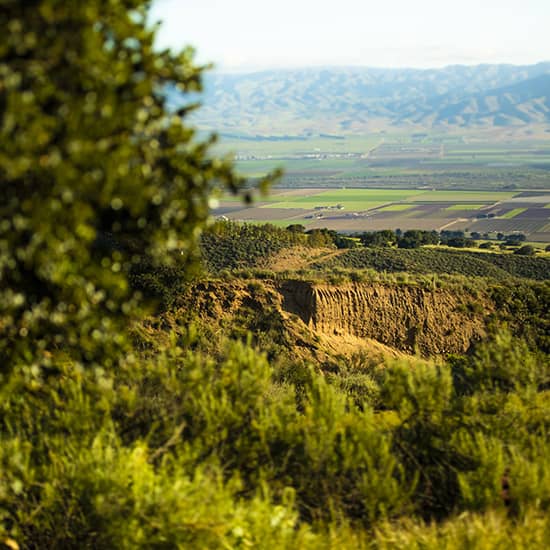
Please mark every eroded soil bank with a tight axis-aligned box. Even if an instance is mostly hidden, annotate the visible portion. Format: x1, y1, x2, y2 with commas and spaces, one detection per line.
182, 279, 493, 357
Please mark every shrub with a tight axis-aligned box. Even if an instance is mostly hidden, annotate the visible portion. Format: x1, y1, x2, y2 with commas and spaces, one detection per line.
514, 245, 536, 256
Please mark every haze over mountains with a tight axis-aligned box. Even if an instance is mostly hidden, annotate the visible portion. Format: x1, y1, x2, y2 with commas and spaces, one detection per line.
172, 62, 550, 136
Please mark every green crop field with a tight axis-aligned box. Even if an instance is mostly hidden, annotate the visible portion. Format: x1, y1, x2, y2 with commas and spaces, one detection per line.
214, 185, 550, 242
215, 135, 382, 156
501, 207, 528, 219
267, 200, 384, 210
215, 132, 550, 192
289, 189, 423, 202
378, 204, 417, 212
413, 190, 517, 202
262, 189, 425, 210
445, 204, 488, 211
212, 132, 550, 241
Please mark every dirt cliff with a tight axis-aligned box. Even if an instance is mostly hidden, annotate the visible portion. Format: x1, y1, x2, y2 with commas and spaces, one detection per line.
182, 279, 493, 358
279, 281, 491, 355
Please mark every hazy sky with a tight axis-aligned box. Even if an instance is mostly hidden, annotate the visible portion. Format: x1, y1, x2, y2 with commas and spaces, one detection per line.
150, 0, 550, 71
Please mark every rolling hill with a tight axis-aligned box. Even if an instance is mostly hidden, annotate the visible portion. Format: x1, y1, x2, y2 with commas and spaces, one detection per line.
168, 62, 550, 135
396, 73, 550, 127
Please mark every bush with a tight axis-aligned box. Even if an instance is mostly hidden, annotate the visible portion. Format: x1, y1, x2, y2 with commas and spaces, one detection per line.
201, 221, 306, 272
514, 245, 536, 256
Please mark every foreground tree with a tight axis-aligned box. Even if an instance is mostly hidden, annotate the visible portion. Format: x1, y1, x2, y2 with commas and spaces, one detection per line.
0, 3, 289, 546
0, 0, 277, 374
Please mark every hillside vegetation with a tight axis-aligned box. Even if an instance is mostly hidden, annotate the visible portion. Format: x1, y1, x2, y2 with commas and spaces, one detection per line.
194, 223, 550, 356
312, 247, 550, 281
199, 222, 550, 281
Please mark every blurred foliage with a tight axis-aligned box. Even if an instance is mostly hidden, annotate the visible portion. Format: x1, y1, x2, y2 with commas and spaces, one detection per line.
2, 321, 550, 546
0, 0, 278, 374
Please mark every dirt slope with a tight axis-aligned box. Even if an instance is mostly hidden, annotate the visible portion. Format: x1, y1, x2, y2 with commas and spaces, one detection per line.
181, 278, 493, 359
280, 281, 492, 355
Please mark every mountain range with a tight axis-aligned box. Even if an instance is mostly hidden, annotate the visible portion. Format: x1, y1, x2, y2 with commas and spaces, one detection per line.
168, 62, 550, 136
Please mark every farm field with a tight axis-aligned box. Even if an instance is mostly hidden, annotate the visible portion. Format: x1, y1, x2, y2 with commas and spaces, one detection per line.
217, 133, 550, 191
211, 132, 550, 241
210, 130, 550, 242
213, 188, 550, 242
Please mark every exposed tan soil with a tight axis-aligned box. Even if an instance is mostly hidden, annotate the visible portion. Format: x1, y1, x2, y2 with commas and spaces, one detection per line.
280, 280, 492, 355
264, 247, 346, 272
180, 278, 494, 361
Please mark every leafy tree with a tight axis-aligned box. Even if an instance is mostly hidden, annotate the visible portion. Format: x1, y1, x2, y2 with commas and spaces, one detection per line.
0, 1, 275, 374
306, 229, 334, 248
320, 228, 358, 249
444, 237, 475, 248
286, 223, 306, 233
397, 230, 438, 249
361, 230, 396, 247
441, 230, 465, 240
505, 233, 527, 244
331, 233, 359, 249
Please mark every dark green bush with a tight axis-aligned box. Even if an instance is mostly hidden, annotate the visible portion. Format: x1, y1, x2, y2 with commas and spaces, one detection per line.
514, 245, 536, 256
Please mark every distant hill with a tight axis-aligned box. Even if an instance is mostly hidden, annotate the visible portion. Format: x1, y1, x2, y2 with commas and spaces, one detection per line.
167, 62, 550, 135
396, 73, 550, 127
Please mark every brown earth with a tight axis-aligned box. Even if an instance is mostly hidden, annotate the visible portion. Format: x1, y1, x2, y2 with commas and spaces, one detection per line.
180, 278, 493, 361
263, 247, 346, 272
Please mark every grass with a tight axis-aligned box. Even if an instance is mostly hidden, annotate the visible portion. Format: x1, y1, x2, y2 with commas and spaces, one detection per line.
293, 189, 424, 202
445, 204, 488, 211
262, 189, 519, 212
413, 190, 518, 202
263, 189, 425, 211
378, 204, 417, 212
501, 208, 528, 219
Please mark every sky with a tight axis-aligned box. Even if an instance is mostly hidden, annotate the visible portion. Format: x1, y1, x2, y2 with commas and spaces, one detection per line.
149, 0, 550, 72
